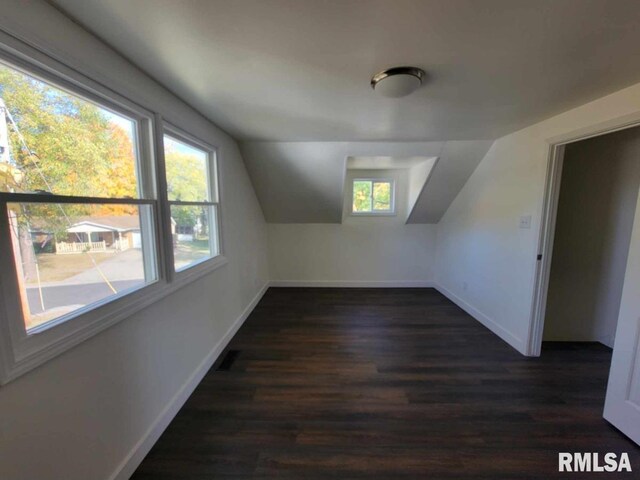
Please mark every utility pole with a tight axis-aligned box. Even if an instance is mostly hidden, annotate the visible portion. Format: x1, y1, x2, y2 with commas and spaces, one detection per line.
0, 98, 24, 188
0, 98, 18, 189
0, 98, 10, 164
1, 96, 40, 323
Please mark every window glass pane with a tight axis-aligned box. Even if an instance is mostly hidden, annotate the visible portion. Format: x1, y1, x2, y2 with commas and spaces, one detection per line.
7, 202, 155, 332
171, 204, 215, 270
352, 180, 372, 212
163, 135, 209, 202
0, 62, 139, 198
373, 181, 392, 211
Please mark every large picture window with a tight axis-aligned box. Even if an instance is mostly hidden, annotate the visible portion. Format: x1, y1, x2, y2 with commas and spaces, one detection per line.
0, 43, 226, 384
0, 60, 158, 334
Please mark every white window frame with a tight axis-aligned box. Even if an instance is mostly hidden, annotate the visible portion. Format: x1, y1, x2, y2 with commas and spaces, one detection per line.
0, 34, 227, 384
351, 178, 396, 216
158, 122, 225, 283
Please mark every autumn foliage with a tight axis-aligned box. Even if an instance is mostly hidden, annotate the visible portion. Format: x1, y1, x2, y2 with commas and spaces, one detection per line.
0, 64, 137, 215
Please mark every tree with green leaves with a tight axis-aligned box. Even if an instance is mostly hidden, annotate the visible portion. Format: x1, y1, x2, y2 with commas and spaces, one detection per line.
1, 62, 142, 281
165, 148, 208, 229
0, 64, 137, 206
353, 180, 372, 212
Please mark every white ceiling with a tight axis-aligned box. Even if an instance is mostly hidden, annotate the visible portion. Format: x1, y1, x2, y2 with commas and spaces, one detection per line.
52, 0, 640, 142
49, 0, 640, 223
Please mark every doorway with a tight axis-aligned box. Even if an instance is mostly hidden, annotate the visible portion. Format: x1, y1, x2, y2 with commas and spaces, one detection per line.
530, 123, 640, 444
542, 126, 640, 347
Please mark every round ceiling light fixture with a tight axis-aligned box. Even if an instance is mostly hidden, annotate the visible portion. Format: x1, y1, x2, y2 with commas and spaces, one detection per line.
371, 66, 426, 98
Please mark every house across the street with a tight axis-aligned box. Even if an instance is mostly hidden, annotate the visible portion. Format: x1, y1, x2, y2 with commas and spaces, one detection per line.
32, 215, 142, 254
30, 215, 193, 254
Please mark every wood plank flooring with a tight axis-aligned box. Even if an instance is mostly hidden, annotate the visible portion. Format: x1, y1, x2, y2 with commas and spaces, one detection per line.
131, 288, 640, 479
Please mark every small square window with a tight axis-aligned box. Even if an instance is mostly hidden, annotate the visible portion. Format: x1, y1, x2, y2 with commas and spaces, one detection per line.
352, 179, 395, 214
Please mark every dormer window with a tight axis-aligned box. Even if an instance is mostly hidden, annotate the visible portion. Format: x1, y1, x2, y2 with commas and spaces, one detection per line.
351, 179, 395, 215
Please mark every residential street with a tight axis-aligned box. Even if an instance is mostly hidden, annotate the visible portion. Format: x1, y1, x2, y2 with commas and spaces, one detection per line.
25, 249, 146, 317
26, 280, 144, 314
22, 244, 208, 322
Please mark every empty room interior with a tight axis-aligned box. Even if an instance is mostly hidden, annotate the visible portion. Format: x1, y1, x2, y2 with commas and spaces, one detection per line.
3, 1, 640, 478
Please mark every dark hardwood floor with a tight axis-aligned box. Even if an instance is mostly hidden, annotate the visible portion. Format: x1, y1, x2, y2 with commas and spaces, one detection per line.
132, 288, 639, 479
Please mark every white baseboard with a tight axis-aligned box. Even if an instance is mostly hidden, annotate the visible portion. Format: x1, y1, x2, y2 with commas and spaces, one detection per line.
109, 282, 269, 480
434, 283, 526, 355
270, 280, 436, 288
597, 334, 615, 349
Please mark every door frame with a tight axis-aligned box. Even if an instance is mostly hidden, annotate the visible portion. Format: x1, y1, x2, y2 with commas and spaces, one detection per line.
527, 112, 640, 356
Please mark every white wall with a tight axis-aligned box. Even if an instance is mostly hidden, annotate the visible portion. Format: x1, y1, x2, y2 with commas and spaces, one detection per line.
435, 80, 640, 355
269, 168, 437, 286
544, 127, 640, 347
0, 2, 268, 480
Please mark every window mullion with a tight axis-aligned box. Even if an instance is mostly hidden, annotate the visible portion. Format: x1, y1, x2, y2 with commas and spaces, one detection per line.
168, 200, 217, 207
370, 180, 375, 207
0, 192, 154, 205
135, 117, 159, 283
153, 114, 176, 283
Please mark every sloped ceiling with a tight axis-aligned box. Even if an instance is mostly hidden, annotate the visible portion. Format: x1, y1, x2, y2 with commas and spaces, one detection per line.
241, 141, 492, 223
407, 141, 493, 223
50, 0, 640, 223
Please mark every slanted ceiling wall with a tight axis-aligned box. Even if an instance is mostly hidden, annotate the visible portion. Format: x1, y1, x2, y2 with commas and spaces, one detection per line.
435, 81, 640, 355
241, 140, 492, 223
0, 2, 268, 480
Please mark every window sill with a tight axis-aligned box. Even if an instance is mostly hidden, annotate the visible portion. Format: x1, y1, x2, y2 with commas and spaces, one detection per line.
174, 254, 228, 285
0, 255, 228, 385
350, 211, 397, 217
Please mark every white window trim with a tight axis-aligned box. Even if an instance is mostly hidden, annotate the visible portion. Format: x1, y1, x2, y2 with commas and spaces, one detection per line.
350, 178, 396, 216
0, 33, 228, 385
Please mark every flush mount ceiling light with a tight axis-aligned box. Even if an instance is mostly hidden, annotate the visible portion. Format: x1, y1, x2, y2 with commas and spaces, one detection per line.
371, 66, 426, 98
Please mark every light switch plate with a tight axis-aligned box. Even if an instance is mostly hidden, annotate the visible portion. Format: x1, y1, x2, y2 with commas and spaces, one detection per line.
519, 215, 532, 229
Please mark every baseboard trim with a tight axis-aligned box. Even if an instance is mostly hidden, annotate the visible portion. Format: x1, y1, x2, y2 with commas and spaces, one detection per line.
434, 283, 526, 355
270, 280, 437, 288
596, 334, 615, 349
109, 282, 269, 480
